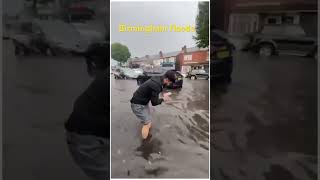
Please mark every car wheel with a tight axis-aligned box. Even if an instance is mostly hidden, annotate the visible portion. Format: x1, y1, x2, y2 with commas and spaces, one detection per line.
258, 44, 274, 57
191, 75, 197, 80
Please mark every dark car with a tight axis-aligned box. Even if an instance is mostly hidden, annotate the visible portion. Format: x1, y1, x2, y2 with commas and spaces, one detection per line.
137, 70, 183, 89
211, 30, 235, 82
246, 25, 317, 58
186, 69, 209, 80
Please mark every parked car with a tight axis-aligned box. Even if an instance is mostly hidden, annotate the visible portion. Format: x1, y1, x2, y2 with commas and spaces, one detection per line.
246, 24, 317, 58
186, 69, 209, 80
113, 68, 126, 79
11, 19, 89, 56
123, 68, 144, 79
11, 21, 48, 56
161, 62, 175, 71
211, 30, 235, 82
113, 68, 143, 79
132, 68, 144, 76
137, 70, 183, 89
71, 22, 105, 45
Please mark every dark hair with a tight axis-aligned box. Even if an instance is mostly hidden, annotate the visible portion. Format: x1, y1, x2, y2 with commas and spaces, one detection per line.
163, 70, 176, 83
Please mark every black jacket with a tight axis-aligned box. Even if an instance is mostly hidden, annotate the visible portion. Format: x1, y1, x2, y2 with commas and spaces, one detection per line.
65, 72, 109, 138
85, 42, 109, 71
130, 76, 164, 106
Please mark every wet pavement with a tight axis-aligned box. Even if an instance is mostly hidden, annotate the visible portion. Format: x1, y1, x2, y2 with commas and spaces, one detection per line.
111, 78, 209, 178
3, 40, 92, 180
212, 52, 317, 180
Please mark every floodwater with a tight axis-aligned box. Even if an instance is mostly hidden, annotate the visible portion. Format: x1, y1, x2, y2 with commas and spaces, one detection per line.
3, 40, 92, 180
111, 78, 209, 178
211, 52, 317, 180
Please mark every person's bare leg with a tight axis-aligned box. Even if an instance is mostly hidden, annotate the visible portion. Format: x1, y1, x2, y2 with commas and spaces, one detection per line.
141, 122, 152, 139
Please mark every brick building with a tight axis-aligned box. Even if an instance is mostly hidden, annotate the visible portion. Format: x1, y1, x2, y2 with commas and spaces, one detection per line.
176, 45, 209, 75
212, 0, 318, 36
129, 45, 209, 75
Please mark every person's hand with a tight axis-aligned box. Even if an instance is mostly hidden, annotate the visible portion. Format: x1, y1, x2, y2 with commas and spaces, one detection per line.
163, 92, 172, 96
163, 92, 172, 102
163, 95, 172, 102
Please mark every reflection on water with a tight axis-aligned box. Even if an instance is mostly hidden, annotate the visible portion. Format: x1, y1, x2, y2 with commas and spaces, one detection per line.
136, 136, 163, 160
211, 52, 317, 180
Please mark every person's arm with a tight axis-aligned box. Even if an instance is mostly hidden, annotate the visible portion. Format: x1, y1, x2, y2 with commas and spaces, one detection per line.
150, 89, 163, 106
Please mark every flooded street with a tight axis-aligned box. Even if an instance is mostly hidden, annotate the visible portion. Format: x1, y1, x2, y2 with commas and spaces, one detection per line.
3, 40, 92, 180
111, 78, 209, 178
212, 52, 317, 180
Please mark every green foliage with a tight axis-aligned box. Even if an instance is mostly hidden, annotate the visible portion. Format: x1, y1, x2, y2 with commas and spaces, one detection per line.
194, 2, 209, 48
111, 43, 131, 63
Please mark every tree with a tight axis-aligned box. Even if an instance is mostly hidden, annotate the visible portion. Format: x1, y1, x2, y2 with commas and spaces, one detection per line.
111, 43, 131, 64
193, 2, 209, 48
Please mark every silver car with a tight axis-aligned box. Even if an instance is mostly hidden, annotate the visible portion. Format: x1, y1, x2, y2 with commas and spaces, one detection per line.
186, 69, 209, 80
11, 19, 89, 56
247, 25, 317, 59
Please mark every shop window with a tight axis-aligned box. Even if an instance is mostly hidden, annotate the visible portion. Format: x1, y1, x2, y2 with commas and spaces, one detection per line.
268, 18, 276, 24
184, 55, 192, 61
283, 16, 294, 24
265, 16, 281, 25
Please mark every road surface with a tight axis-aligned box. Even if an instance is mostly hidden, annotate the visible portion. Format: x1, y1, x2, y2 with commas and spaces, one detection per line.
111, 78, 209, 178
212, 52, 317, 180
3, 40, 93, 180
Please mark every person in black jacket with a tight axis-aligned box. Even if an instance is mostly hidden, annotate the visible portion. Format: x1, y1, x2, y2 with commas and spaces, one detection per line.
84, 42, 108, 76
130, 70, 176, 139
65, 69, 108, 180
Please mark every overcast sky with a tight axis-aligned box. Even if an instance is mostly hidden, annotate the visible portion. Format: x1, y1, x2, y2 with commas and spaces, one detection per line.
111, 1, 198, 57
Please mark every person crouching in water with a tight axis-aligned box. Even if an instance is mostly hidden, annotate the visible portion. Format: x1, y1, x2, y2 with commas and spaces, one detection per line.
65, 44, 109, 179
130, 70, 176, 139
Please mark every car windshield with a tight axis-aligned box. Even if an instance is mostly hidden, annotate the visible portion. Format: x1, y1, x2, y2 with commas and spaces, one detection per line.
162, 64, 173, 67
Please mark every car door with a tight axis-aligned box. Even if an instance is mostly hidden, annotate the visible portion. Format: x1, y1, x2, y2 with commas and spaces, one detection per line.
195, 70, 201, 78
278, 25, 314, 55
192, 70, 199, 77
199, 69, 208, 78
262, 26, 288, 52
